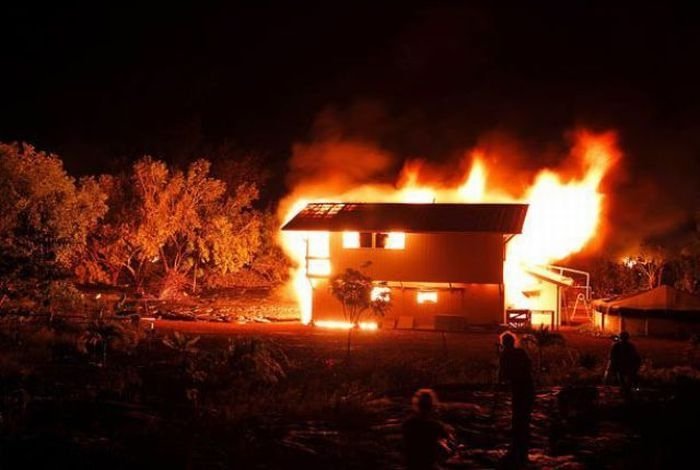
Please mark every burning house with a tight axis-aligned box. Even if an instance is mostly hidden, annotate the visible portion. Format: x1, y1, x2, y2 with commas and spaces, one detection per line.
280, 131, 619, 330
282, 202, 528, 329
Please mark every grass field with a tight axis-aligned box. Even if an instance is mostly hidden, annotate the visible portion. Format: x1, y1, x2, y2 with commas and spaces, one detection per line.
1, 307, 697, 469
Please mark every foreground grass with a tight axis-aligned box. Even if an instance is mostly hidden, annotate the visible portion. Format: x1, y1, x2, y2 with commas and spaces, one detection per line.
0, 317, 698, 469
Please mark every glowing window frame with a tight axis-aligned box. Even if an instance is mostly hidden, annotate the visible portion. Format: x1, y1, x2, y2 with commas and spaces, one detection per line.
382, 232, 405, 249
342, 231, 360, 248
307, 259, 331, 277
417, 291, 438, 304
371, 286, 391, 302
342, 231, 406, 250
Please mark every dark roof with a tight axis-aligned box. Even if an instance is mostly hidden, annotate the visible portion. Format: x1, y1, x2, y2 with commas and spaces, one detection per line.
282, 202, 529, 234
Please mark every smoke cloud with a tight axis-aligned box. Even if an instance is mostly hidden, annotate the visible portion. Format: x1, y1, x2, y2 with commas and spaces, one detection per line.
281, 103, 696, 260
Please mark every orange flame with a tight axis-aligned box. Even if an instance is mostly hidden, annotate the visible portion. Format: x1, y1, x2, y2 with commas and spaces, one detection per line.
458, 152, 487, 202
280, 131, 620, 324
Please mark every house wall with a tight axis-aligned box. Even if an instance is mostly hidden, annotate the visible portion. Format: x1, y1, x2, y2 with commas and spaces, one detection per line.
593, 309, 622, 334
312, 232, 506, 327
326, 232, 504, 283
307, 232, 507, 327
312, 281, 503, 328
529, 281, 559, 328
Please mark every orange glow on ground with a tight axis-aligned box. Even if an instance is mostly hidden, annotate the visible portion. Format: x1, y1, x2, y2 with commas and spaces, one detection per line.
314, 320, 379, 331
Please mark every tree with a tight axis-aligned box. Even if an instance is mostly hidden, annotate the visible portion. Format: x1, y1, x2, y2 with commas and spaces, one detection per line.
247, 212, 291, 285
589, 257, 642, 298
77, 156, 281, 294
77, 174, 144, 286
676, 240, 700, 295
330, 268, 391, 358
633, 244, 669, 290
0, 142, 107, 282
131, 157, 262, 297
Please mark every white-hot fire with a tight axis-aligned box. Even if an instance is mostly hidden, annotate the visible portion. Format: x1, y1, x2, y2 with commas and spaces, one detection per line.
280, 131, 620, 326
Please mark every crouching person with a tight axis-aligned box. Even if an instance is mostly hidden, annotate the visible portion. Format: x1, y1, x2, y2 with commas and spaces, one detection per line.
402, 388, 452, 470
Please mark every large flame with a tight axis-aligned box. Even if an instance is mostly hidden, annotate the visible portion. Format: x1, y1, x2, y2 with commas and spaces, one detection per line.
280, 131, 620, 325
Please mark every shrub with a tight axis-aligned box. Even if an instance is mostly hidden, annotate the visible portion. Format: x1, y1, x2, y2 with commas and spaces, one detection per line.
227, 336, 289, 387
578, 352, 600, 371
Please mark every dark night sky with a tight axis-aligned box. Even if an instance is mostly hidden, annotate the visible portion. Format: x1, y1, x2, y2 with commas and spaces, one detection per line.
1, 3, 699, 228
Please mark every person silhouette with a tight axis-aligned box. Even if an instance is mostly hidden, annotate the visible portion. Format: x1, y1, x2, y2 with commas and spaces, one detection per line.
608, 331, 641, 399
498, 332, 535, 468
402, 388, 451, 470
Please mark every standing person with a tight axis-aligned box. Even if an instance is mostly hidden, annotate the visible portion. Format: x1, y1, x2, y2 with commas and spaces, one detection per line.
608, 331, 641, 399
498, 332, 535, 468
402, 388, 451, 470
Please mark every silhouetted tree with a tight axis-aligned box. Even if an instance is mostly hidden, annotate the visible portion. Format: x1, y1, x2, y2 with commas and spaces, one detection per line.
330, 268, 391, 358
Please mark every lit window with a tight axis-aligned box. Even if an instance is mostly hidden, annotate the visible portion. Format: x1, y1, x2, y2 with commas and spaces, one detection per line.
307, 232, 329, 258
344, 231, 405, 249
307, 259, 331, 277
371, 286, 391, 302
385, 232, 405, 249
358, 321, 378, 330
417, 291, 438, 304
343, 232, 360, 248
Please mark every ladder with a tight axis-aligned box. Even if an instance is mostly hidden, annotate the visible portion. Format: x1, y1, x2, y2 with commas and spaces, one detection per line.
569, 292, 592, 322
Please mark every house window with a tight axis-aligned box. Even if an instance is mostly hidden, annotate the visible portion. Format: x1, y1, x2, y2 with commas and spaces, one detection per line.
307, 259, 331, 276
417, 291, 438, 304
342, 232, 360, 248
343, 232, 405, 249
307, 232, 329, 258
382, 232, 405, 249
359, 232, 373, 248
371, 286, 391, 302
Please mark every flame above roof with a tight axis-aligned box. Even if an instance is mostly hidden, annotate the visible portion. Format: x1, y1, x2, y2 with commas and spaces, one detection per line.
282, 202, 529, 234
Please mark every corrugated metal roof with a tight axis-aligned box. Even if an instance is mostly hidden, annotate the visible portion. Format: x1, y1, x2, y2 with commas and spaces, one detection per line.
281, 202, 529, 234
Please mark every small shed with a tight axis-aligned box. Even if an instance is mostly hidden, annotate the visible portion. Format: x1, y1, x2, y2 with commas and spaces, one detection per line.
522, 265, 574, 329
592, 285, 700, 337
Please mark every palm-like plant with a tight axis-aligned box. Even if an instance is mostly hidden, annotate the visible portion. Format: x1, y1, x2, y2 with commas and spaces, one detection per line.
163, 331, 201, 354
330, 268, 391, 358
76, 319, 127, 366
163, 331, 201, 371
521, 325, 566, 372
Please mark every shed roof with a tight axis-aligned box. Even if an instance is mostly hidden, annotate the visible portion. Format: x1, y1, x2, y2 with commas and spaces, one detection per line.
524, 265, 575, 287
592, 285, 700, 312
281, 202, 529, 234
